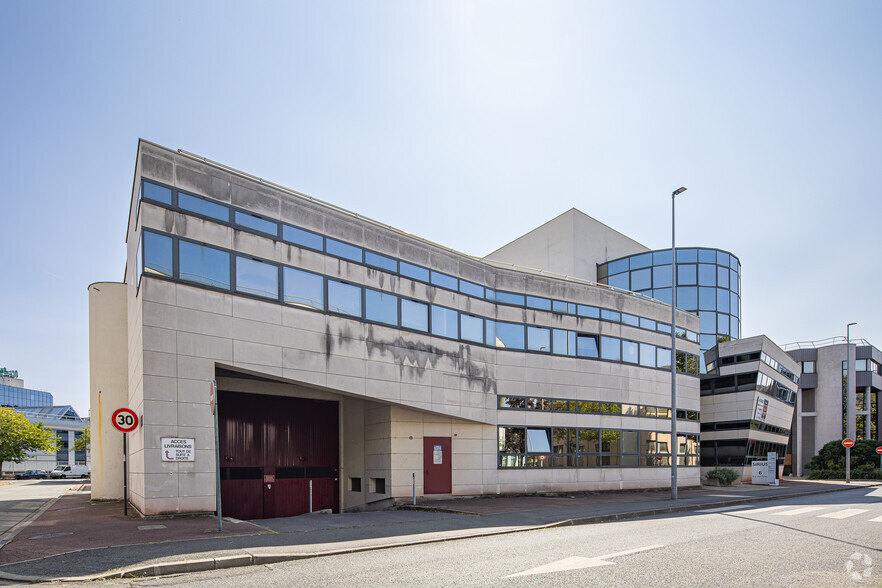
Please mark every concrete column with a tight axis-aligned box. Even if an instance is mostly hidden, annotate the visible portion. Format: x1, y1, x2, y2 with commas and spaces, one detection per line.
847, 347, 856, 441
865, 386, 872, 440
795, 389, 803, 477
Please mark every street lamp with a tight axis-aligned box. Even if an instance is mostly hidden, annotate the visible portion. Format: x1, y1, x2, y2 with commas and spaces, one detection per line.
671, 186, 686, 500
846, 322, 857, 483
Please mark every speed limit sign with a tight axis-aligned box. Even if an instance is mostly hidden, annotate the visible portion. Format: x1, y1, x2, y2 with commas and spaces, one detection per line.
112, 408, 139, 433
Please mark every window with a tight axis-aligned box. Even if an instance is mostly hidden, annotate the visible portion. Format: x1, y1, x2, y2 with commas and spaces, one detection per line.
601, 309, 621, 322
487, 321, 525, 349
607, 273, 629, 290
526, 296, 551, 310
499, 427, 526, 453
142, 232, 173, 277
349, 477, 362, 492
236, 257, 278, 299
283, 267, 323, 310
677, 264, 697, 286
326, 238, 362, 262
365, 290, 398, 325
401, 299, 428, 331
639, 343, 656, 368
631, 268, 651, 291
371, 478, 386, 494
622, 340, 638, 364
142, 180, 172, 205
527, 326, 551, 352
697, 264, 716, 287
178, 192, 229, 221
802, 361, 815, 374
622, 313, 640, 327
430, 270, 458, 290
459, 280, 485, 298
327, 280, 362, 317
526, 429, 551, 453
399, 261, 429, 282
576, 334, 599, 358
364, 251, 397, 272
460, 314, 483, 343
495, 291, 525, 306
431, 305, 459, 338
608, 258, 629, 274
554, 329, 576, 355
179, 241, 230, 289
577, 305, 600, 319
282, 224, 323, 250
601, 336, 620, 361
698, 287, 716, 311
676, 287, 698, 309
639, 317, 656, 331
234, 211, 277, 236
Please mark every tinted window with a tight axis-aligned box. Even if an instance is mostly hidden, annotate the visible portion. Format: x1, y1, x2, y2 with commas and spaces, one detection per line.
576, 334, 598, 358
142, 232, 173, 277
600, 309, 621, 322
577, 305, 599, 318
526, 295, 551, 310
399, 261, 430, 282
717, 289, 730, 312
622, 340, 638, 364
653, 250, 672, 265
607, 273, 629, 290
401, 299, 428, 331
234, 211, 277, 236
527, 326, 551, 352
179, 241, 230, 289
730, 269, 739, 293
698, 264, 716, 286
608, 258, 629, 274
495, 291, 525, 306
431, 305, 459, 338
327, 280, 362, 316
326, 238, 362, 262
430, 271, 458, 290
552, 300, 569, 313
698, 249, 717, 263
630, 252, 652, 269
677, 264, 697, 286
622, 313, 639, 327
487, 321, 524, 349
676, 287, 698, 309
460, 314, 483, 343
698, 287, 716, 311
236, 257, 278, 299
283, 267, 323, 310
178, 192, 229, 221
282, 224, 323, 250
653, 265, 672, 288
553, 329, 576, 355
365, 290, 398, 325
365, 251, 397, 272
601, 336, 620, 361
631, 268, 651, 291
639, 343, 656, 368
717, 251, 730, 267
717, 314, 730, 335
142, 180, 172, 205
657, 347, 671, 369
639, 317, 656, 331
676, 249, 697, 263
459, 280, 484, 298
653, 288, 672, 305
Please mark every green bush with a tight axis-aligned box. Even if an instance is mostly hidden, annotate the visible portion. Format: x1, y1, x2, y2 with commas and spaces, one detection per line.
806, 465, 882, 480
706, 467, 739, 485
805, 440, 882, 474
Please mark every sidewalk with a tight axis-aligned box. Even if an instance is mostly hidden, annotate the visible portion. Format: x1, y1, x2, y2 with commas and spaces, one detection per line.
0, 479, 878, 582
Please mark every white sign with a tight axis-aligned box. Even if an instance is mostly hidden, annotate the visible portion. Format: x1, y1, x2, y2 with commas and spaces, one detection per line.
754, 397, 769, 422
767, 452, 779, 486
751, 459, 770, 484
433, 445, 443, 465
161, 438, 195, 462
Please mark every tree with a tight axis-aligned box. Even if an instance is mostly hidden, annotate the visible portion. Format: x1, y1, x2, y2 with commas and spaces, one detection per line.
74, 427, 90, 453
0, 407, 56, 476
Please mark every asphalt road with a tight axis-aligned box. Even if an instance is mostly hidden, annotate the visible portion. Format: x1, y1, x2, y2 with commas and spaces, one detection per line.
0, 479, 76, 536
58, 487, 882, 587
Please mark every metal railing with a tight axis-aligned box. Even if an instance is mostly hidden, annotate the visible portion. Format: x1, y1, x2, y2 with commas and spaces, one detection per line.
783, 336, 873, 350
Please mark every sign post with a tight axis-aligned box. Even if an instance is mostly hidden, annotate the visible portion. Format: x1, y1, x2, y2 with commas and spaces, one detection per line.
876, 445, 882, 471
767, 451, 779, 486
842, 438, 855, 483
211, 380, 222, 532
111, 408, 139, 516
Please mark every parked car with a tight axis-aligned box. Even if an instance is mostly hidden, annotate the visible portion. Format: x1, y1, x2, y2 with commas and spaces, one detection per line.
49, 465, 90, 479
14, 470, 48, 480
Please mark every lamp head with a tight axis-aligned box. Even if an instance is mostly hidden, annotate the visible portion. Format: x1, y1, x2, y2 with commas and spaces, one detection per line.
672, 187, 687, 197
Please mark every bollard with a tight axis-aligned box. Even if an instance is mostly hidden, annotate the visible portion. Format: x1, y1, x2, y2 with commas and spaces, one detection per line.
309, 479, 313, 513
412, 472, 416, 505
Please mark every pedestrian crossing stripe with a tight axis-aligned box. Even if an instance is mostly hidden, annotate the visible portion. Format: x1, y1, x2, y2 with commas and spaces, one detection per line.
817, 509, 868, 519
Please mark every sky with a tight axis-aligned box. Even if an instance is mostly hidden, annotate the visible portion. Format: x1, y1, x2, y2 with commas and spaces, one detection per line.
1, 1, 880, 416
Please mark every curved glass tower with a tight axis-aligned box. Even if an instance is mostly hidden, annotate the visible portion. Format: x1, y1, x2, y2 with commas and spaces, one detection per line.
598, 248, 741, 357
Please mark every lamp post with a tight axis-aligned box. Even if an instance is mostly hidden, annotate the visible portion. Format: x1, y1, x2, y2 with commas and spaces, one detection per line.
846, 322, 857, 483
671, 186, 686, 500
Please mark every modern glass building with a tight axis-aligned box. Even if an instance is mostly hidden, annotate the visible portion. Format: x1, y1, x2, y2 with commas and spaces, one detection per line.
0, 383, 53, 408
598, 248, 741, 358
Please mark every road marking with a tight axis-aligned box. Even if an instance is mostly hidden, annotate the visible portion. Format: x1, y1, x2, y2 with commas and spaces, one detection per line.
28, 532, 73, 540
770, 507, 826, 516
506, 544, 664, 578
706, 494, 745, 498
868, 515, 882, 523
739, 505, 789, 515
138, 524, 168, 531
817, 509, 869, 520
697, 505, 751, 513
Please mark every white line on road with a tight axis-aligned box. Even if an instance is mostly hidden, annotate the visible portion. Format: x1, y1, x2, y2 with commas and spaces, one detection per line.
697, 505, 752, 513
869, 516, 882, 523
506, 544, 665, 578
770, 507, 826, 516
738, 505, 789, 515
817, 509, 869, 520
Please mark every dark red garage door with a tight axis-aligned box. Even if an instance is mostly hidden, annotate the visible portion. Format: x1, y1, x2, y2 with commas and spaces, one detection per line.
218, 391, 339, 520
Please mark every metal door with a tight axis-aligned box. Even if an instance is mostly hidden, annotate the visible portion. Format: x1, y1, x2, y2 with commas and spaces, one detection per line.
423, 437, 452, 494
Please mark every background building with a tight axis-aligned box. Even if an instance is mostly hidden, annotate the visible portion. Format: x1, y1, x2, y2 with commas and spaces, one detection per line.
700, 336, 799, 482
89, 140, 702, 519
0, 368, 53, 408
786, 338, 881, 476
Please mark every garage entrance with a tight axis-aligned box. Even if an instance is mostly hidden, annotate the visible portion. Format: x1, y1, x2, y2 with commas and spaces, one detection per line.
218, 391, 339, 520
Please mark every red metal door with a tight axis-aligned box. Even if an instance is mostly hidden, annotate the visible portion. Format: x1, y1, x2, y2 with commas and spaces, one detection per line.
424, 437, 452, 494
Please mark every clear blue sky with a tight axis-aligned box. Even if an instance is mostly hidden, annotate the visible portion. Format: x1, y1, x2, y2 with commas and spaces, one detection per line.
2, 2, 880, 415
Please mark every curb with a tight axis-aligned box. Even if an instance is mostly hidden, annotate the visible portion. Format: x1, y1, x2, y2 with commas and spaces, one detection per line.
1, 482, 877, 583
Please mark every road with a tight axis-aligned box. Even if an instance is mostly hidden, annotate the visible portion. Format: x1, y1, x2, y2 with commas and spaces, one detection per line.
61, 487, 882, 587
0, 479, 78, 537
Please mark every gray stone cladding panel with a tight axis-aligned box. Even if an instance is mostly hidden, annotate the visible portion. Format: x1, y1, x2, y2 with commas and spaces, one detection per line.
176, 163, 233, 203
140, 152, 174, 184
231, 179, 281, 218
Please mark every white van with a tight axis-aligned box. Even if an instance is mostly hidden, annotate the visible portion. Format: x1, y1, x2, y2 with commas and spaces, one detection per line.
49, 465, 90, 479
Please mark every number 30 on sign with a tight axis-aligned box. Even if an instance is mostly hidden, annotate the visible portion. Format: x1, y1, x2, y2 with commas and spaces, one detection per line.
112, 408, 139, 433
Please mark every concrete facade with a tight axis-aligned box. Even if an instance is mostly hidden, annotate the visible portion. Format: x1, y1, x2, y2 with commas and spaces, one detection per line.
89, 140, 703, 516
701, 336, 800, 482
787, 340, 881, 475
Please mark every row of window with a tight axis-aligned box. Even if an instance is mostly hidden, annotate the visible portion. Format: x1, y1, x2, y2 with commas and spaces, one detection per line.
700, 371, 797, 405
599, 248, 740, 277
700, 440, 787, 467
0, 385, 53, 408
699, 419, 791, 436
707, 351, 799, 384
138, 230, 702, 373
856, 359, 882, 375
497, 426, 699, 468
604, 263, 740, 296
497, 396, 700, 421
140, 179, 700, 343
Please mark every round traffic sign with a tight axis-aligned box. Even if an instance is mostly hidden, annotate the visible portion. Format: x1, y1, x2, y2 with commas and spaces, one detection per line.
112, 408, 139, 433
842, 438, 855, 449
876, 446, 882, 455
